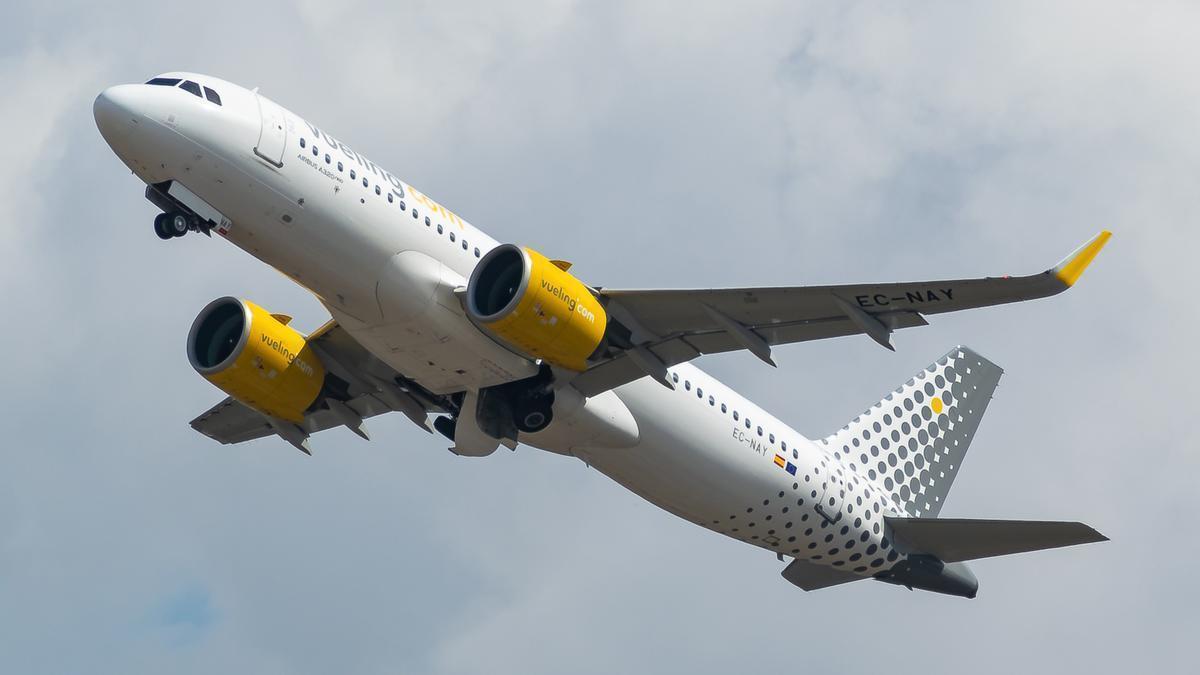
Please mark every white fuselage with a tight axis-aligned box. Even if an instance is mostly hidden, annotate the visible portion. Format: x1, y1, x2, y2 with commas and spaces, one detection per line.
95, 73, 902, 579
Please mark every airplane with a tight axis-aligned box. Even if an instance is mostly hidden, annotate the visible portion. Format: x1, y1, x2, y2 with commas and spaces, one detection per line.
94, 72, 1109, 598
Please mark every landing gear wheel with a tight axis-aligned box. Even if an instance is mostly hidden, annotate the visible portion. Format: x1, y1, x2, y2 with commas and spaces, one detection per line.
153, 213, 172, 240
520, 409, 550, 433
167, 212, 190, 237
514, 399, 553, 433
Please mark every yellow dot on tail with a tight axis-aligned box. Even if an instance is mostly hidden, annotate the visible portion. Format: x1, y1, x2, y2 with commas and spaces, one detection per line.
931, 397, 943, 414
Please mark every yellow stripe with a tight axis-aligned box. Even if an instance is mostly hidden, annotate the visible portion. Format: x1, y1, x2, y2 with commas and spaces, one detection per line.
1054, 231, 1112, 287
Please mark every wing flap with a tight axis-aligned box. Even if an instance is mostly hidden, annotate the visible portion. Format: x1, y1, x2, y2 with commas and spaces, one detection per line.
573, 310, 928, 397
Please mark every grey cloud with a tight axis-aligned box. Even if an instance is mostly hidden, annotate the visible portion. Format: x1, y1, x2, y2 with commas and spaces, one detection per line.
0, 1, 1194, 673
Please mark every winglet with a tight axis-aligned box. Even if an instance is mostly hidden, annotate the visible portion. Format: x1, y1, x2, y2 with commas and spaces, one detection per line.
1052, 231, 1111, 287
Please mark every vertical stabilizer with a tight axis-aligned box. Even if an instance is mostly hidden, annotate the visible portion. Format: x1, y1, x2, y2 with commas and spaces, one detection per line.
821, 346, 1003, 517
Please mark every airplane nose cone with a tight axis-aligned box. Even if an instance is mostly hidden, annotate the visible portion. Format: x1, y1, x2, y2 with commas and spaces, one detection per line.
93, 84, 142, 144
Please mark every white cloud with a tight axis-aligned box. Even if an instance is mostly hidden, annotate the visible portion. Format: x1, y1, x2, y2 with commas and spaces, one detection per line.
0, 47, 106, 272
0, 1, 1194, 673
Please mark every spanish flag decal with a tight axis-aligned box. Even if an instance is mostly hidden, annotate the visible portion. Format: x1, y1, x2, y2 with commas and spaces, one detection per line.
773, 454, 786, 468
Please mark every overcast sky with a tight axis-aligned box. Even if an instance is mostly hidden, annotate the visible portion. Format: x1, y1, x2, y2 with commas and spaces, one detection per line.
1, 1, 1195, 672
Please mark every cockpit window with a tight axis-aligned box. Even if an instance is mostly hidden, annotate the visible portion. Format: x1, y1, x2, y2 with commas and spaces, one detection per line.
180, 80, 203, 98
146, 77, 181, 86
203, 86, 222, 106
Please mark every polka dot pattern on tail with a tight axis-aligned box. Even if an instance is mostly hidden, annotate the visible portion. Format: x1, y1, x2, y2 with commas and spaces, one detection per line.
818, 346, 1003, 517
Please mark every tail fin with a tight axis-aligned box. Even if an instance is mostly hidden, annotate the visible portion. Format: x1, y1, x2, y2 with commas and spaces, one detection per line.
821, 346, 1003, 517
885, 517, 1108, 562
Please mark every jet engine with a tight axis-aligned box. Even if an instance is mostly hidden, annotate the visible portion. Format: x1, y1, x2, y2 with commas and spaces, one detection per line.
187, 297, 326, 423
466, 245, 607, 371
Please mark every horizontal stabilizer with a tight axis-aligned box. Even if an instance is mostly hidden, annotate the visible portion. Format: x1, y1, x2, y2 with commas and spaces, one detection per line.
781, 558, 866, 591
886, 517, 1108, 563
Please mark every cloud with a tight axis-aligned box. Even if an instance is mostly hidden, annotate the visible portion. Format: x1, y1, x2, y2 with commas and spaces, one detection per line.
148, 583, 217, 647
0, 1, 1194, 673
0, 45, 107, 311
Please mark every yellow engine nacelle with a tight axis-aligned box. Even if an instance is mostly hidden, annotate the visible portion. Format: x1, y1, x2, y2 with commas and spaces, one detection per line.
186, 297, 326, 422
466, 245, 607, 371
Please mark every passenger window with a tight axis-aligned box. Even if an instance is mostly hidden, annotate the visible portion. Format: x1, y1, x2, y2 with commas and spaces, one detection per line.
350, 169, 356, 180
684, 381, 690, 391
708, 395, 715, 406
437, 224, 443, 234
399, 201, 405, 210
449, 232, 456, 242
313, 146, 319, 156
375, 186, 382, 195
337, 161, 343, 172
769, 433, 775, 443
325, 154, 331, 164
671, 373, 679, 384
145, 77, 181, 86
362, 177, 368, 188
203, 87, 222, 105
299, 138, 306, 148
696, 388, 703, 398
179, 80, 203, 97
733, 411, 739, 421
745, 418, 751, 430
474, 247, 480, 257
424, 216, 431, 226
757, 426, 763, 436
721, 403, 727, 413
781, 441, 787, 452
387, 193, 393, 203
462, 240, 469, 250
792, 449, 799, 460
412, 209, 419, 219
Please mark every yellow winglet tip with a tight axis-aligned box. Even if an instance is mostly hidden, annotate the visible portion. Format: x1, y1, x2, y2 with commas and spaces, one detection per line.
1053, 230, 1112, 287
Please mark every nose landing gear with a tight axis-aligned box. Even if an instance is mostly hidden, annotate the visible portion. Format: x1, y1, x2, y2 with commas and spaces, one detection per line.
153, 211, 194, 239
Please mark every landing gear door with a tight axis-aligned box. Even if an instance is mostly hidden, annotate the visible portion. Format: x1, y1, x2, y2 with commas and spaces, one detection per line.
254, 93, 287, 168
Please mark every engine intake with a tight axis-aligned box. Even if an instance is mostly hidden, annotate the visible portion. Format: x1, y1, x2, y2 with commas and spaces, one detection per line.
187, 297, 326, 422
467, 245, 607, 371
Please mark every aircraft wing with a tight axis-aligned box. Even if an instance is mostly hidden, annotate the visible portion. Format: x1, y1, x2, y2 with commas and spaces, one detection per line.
189, 321, 441, 452
571, 231, 1110, 396
190, 393, 397, 444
